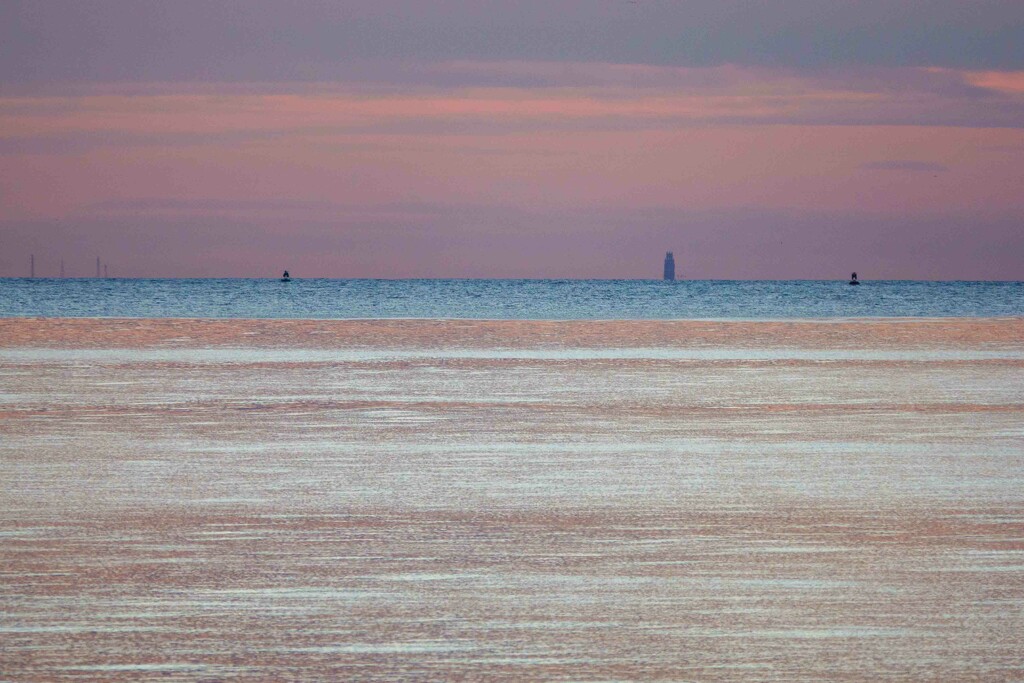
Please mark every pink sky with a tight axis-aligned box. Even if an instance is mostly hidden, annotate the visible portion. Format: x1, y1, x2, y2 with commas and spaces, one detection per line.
1, 3, 1023, 278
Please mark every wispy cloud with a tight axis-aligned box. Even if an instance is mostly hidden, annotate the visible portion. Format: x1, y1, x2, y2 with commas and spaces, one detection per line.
3, 1, 1022, 86
2, 64, 1024, 159
861, 160, 949, 172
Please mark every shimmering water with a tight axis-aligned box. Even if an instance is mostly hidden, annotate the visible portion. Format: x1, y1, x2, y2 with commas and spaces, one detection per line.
2, 278, 1022, 318
2, 318, 1023, 681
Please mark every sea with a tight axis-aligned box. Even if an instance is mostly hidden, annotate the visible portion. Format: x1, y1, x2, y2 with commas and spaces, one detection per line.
3, 281, 1024, 679
1, 278, 1022, 318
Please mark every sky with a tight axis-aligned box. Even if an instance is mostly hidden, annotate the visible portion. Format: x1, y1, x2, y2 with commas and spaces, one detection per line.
1, 1, 1023, 279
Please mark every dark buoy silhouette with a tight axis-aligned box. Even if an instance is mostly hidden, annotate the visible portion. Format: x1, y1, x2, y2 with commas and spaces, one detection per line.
281, 270, 291, 282
848, 272, 860, 285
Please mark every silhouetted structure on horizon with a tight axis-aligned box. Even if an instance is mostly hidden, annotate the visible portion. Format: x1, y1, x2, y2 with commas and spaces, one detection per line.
663, 252, 675, 281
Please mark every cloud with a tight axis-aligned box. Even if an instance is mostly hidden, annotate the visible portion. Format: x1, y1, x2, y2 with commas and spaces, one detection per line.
2, 1, 1023, 87
83, 198, 454, 223
959, 70, 1024, 95
1, 57, 1021, 280
861, 160, 949, 172
2, 64, 1024, 160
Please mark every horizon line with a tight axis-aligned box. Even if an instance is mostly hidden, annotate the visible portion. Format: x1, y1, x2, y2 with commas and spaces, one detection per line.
2, 276, 1022, 283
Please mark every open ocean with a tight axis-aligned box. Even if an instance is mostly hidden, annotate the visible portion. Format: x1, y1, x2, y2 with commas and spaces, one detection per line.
2, 283, 1023, 680
1, 278, 1022, 318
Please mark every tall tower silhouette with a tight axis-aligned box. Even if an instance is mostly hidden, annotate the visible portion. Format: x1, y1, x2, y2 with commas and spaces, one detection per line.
663, 252, 675, 281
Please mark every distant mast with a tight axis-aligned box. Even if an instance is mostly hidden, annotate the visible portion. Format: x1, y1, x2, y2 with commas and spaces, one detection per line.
663, 252, 675, 281
96, 257, 101, 278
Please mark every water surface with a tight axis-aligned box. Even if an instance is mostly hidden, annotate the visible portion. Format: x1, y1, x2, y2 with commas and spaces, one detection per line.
2, 278, 1022, 319
2, 318, 1023, 681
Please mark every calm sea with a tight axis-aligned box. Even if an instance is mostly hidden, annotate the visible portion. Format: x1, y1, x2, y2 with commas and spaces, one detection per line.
0, 278, 1022, 319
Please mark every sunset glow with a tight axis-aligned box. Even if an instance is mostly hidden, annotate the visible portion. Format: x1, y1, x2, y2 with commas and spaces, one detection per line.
1, 3, 1022, 278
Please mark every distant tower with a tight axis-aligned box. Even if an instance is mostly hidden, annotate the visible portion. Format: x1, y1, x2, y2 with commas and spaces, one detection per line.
96, 257, 101, 278
663, 252, 675, 281
30, 254, 35, 278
